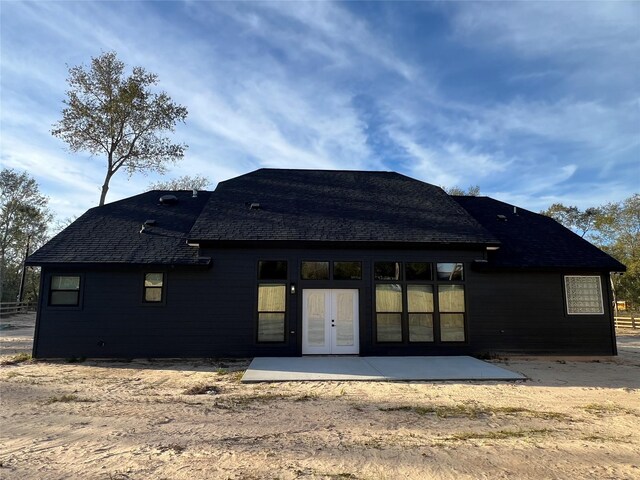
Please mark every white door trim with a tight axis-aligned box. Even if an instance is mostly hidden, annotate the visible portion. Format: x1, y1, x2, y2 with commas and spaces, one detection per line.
302, 289, 359, 355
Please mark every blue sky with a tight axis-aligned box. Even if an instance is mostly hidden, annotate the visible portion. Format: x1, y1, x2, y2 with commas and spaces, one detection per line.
1, 1, 638, 221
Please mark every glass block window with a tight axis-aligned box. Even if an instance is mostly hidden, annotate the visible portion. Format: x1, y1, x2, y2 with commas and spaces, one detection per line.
50, 275, 80, 306
565, 276, 604, 315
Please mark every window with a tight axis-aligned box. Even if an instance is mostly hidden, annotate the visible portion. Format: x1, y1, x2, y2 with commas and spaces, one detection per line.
374, 262, 402, 280
257, 284, 286, 342
375, 284, 403, 342
438, 285, 465, 341
373, 261, 466, 345
144, 273, 164, 303
406, 262, 432, 281
49, 275, 80, 306
408, 285, 434, 342
565, 276, 604, 315
301, 261, 329, 280
333, 261, 362, 280
436, 263, 464, 281
258, 261, 287, 280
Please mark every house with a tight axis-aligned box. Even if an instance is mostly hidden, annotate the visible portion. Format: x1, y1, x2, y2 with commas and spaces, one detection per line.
26, 169, 625, 358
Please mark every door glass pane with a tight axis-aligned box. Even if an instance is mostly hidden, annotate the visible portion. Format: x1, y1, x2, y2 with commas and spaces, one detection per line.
258, 313, 285, 342
440, 314, 465, 342
374, 262, 402, 280
407, 285, 434, 312
375, 284, 403, 312
409, 313, 434, 342
333, 261, 362, 280
406, 263, 432, 281
335, 291, 354, 346
436, 263, 464, 281
377, 313, 402, 342
301, 261, 329, 280
258, 284, 286, 311
306, 291, 326, 346
144, 273, 163, 287
438, 285, 465, 312
258, 261, 287, 280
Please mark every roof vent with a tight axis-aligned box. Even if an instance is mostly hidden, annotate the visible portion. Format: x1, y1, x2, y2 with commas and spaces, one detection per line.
159, 194, 178, 205
497, 214, 507, 221
249, 202, 261, 210
192, 189, 198, 198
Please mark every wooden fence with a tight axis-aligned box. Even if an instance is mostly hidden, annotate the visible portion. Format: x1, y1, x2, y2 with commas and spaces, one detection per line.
615, 315, 638, 329
0, 302, 37, 317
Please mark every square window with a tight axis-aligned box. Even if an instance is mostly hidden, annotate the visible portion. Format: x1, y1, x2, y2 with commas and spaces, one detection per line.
436, 263, 464, 281
438, 285, 465, 312
301, 261, 329, 280
374, 262, 402, 280
407, 285, 434, 312
375, 284, 403, 312
406, 262, 432, 281
409, 313, 434, 342
565, 276, 604, 315
258, 313, 285, 342
333, 261, 362, 280
49, 275, 80, 306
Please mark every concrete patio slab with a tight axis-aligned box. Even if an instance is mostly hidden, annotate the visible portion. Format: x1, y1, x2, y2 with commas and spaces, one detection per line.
241, 356, 525, 383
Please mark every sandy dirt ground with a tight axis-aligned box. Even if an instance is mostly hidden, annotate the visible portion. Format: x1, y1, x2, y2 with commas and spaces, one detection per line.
0, 313, 639, 480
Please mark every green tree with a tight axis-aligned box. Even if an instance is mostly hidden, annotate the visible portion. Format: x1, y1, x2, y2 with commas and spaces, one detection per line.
52, 51, 188, 206
445, 185, 481, 196
542, 195, 640, 307
0, 169, 52, 303
147, 174, 211, 191
540, 203, 601, 238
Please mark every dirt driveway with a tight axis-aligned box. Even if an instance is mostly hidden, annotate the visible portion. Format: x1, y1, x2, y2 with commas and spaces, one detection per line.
0, 314, 638, 479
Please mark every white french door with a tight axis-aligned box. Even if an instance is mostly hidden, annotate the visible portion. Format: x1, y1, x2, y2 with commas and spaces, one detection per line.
302, 289, 359, 354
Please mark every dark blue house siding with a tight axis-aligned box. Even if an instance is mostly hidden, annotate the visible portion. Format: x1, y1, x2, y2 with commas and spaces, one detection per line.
32, 247, 617, 358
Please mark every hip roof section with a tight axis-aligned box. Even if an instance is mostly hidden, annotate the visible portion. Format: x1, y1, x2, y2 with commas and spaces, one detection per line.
187, 169, 499, 245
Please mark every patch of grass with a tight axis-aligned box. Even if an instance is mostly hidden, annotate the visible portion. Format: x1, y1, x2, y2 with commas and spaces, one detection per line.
379, 403, 570, 421
583, 403, 639, 417
295, 393, 319, 402
0, 352, 32, 366
582, 434, 631, 443
446, 428, 553, 441
183, 384, 221, 395
44, 394, 95, 404
156, 443, 185, 454
65, 357, 86, 363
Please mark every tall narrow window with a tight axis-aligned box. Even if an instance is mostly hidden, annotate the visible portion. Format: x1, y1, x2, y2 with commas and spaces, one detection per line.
50, 275, 80, 306
144, 273, 164, 303
257, 284, 286, 342
438, 285, 465, 341
408, 285, 434, 342
375, 284, 403, 342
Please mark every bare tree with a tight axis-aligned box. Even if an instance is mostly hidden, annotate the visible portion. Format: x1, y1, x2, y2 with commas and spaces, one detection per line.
52, 51, 188, 206
147, 174, 211, 191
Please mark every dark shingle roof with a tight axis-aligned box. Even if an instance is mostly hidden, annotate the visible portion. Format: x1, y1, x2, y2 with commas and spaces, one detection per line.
188, 169, 498, 245
27, 190, 211, 266
453, 196, 626, 271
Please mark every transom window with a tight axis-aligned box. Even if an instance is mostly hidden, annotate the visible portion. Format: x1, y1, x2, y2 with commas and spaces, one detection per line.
301, 261, 329, 280
300, 261, 362, 280
258, 261, 287, 280
49, 275, 80, 306
144, 273, 164, 303
374, 262, 466, 344
565, 276, 604, 315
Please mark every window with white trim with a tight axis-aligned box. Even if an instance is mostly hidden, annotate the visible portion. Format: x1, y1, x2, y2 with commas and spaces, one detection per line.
565, 276, 604, 315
